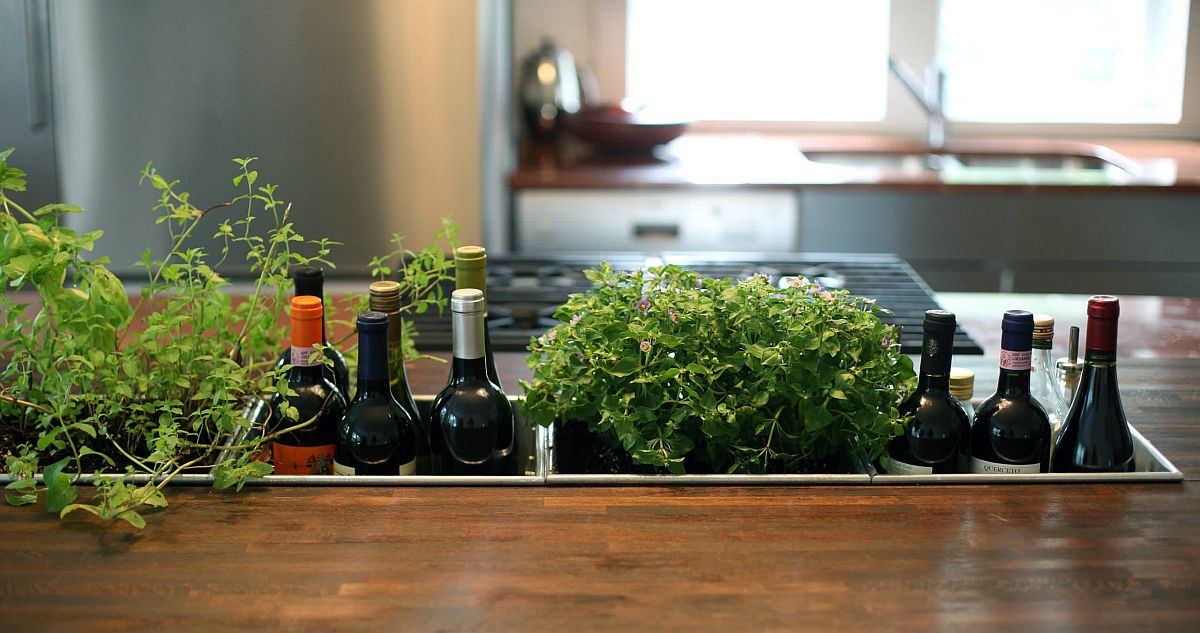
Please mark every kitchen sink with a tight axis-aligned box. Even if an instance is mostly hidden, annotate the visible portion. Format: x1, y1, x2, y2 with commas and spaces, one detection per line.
801, 144, 1140, 181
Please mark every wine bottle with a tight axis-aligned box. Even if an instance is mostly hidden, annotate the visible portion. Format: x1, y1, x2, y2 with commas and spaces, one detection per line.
275, 266, 350, 396
885, 310, 971, 474
453, 246, 514, 470
970, 310, 1052, 474
429, 289, 515, 475
1030, 314, 1065, 442
270, 296, 347, 475
334, 312, 419, 476
368, 280, 430, 473
454, 246, 501, 389
1052, 296, 1135, 473
367, 281, 421, 422
949, 367, 975, 422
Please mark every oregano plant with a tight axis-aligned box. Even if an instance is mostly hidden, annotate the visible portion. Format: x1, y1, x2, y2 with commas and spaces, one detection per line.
521, 263, 917, 474
0, 148, 456, 527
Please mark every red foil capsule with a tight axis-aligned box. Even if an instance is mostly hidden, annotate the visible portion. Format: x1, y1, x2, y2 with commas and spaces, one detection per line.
1085, 295, 1120, 352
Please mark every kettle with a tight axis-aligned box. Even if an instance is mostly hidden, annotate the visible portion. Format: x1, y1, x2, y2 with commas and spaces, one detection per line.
519, 38, 583, 139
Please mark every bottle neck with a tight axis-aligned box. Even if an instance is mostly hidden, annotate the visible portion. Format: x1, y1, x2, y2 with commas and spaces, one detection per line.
449, 356, 490, 383
453, 310, 486, 360
997, 330, 1033, 395
1085, 312, 1118, 365
356, 328, 390, 390
916, 329, 954, 392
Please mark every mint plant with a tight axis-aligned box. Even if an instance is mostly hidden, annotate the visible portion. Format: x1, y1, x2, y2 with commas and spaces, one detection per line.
522, 263, 917, 473
0, 148, 455, 526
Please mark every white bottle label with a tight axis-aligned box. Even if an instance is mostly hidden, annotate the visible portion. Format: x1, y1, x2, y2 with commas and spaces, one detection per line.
970, 457, 1041, 474
291, 345, 318, 367
887, 458, 934, 475
334, 460, 416, 476
999, 349, 1032, 371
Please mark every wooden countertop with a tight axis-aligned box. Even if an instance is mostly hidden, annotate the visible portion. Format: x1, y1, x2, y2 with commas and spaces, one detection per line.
3, 295, 1199, 631
509, 133, 1200, 192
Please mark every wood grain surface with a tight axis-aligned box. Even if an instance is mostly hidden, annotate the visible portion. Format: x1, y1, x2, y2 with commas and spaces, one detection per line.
2, 355, 1198, 631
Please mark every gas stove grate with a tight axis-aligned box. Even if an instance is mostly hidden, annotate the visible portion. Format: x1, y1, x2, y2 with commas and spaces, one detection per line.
406, 253, 983, 355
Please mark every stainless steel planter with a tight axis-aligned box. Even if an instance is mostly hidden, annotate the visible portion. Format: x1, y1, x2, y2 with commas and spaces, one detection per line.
870, 425, 1183, 484
542, 423, 873, 485
1, 397, 1182, 486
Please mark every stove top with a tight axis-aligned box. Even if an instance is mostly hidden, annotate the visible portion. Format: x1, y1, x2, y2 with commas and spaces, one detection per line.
407, 253, 983, 355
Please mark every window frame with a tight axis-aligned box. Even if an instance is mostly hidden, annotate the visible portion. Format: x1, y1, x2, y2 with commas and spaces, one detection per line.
570, 0, 1200, 139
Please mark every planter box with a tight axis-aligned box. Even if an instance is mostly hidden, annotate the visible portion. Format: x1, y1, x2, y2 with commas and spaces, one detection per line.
0, 398, 1181, 486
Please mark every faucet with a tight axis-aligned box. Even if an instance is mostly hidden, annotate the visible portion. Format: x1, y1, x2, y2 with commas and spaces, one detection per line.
888, 57, 946, 150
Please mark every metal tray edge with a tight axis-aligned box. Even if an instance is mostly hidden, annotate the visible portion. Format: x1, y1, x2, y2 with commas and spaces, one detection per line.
869, 424, 1183, 485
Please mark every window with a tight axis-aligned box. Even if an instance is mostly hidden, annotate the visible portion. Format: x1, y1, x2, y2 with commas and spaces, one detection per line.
939, 0, 1191, 123
625, 0, 891, 121
618, 0, 1194, 129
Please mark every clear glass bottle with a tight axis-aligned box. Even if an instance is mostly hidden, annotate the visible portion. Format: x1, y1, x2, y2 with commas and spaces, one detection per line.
949, 367, 975, 423
1030, 314, 1064, 440
1055, 325, 1083, 423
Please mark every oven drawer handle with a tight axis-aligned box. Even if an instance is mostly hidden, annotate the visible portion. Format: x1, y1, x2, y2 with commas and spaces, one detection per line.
632, 223, 680, 240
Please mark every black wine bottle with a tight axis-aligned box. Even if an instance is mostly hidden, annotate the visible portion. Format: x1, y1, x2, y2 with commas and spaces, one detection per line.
270, 296, 348, 475
453, 246, 514, 470
885, 310, 971, 474
1052, 295, 1135, 472
454, 246, 501, 389
429, 289, 515, 475
334, 312, 419, 476
368, 280, 430, 473
970, 310, 1052, 474
275, 266, 350, 396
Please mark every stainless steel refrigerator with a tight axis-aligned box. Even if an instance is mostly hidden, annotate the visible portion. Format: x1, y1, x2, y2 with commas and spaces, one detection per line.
1, 0, 509, 276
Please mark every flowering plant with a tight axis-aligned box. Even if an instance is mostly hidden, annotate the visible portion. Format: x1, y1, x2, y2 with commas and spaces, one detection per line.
522, 263, 916, 474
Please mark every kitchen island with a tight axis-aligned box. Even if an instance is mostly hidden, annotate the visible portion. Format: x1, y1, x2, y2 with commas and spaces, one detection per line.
1, 299, 1198, 631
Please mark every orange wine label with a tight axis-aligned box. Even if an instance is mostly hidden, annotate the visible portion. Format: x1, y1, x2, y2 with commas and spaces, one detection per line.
272, 443, 335, 475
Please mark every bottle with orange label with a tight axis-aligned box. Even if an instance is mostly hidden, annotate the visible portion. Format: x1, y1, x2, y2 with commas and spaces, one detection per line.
269, 296, 348, 475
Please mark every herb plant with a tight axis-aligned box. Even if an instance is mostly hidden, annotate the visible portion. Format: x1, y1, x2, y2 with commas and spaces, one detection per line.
0, 148, 455, 527
521, 263, 917, 474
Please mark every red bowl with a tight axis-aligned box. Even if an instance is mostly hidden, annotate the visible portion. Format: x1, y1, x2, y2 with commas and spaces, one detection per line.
567, 105, 691, 153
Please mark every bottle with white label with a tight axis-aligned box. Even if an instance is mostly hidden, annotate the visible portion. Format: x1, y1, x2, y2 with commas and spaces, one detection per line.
269, 296, 347, 475
885, 310, 971, 475
970, 310, 1053, 474
334, 312, 419, 476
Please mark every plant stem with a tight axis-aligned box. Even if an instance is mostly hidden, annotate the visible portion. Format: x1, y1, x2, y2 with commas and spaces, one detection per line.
0, 391, 53, 415
230, 202, 292, 362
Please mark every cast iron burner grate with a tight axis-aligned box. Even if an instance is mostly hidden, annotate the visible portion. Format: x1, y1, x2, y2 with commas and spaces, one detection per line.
406, 253, 983, 355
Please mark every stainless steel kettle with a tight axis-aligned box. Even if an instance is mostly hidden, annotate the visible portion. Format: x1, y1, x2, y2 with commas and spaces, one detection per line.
519, 38, 582, 139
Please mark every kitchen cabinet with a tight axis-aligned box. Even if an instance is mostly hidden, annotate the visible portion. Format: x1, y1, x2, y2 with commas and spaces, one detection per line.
514, 188, 797, 252
509, 134, 1200, 295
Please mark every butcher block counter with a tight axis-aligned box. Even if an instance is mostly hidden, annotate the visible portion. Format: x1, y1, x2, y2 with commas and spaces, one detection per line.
1, 295, 1198, 631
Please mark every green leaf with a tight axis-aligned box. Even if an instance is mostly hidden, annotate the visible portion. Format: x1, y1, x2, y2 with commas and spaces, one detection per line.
609, 356, 640, 377
6, 493, 37, 506
43, 458, 78, 514
115, 510, 146, 529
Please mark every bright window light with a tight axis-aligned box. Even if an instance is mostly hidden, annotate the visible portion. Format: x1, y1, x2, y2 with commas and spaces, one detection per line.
625, 0, 891, 121
939, 0, 1191, 123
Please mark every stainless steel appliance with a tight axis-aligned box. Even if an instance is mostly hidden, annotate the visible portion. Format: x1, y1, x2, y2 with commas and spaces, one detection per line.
406, 252, 985, 355
3, 0, 503, 275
